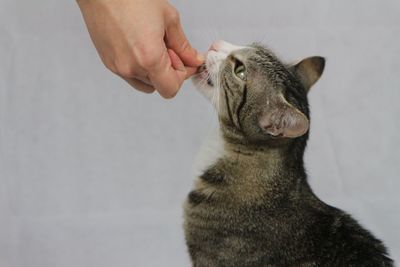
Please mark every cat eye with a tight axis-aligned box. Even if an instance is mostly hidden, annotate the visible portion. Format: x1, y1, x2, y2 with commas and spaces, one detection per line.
233, 59, 246, 81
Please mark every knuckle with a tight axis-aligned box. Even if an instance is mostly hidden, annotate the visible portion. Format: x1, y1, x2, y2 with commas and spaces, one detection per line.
159, 82, 182, 99
179, 39, 191, 53
161, 89, 178, 99
105, 63, 118, 74
166, 6, 180, 25
135, 43, 160, 70
158, 84, 180, 99
101, 58, 118, 74
114, 61, 136, 78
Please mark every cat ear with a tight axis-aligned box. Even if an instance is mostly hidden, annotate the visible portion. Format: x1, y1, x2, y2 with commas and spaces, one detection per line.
259, 96, 309, 138
290, 56, 325, 92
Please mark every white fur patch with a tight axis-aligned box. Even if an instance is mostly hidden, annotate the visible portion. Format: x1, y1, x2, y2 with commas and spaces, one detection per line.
193, 127, 224, 177
192, 40, 247, 176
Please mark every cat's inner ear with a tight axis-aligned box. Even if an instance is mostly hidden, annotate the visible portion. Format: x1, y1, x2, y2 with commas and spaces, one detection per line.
290, 56, 325, 92
259, 95, 309, 138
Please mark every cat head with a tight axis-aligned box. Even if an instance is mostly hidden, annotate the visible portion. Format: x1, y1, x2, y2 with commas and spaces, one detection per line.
193, 40, 325, 145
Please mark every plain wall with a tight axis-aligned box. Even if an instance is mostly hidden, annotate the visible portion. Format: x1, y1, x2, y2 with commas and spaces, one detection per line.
0, 0, 399, 266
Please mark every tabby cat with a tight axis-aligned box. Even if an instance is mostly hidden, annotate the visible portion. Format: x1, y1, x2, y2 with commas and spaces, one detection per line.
184, 40, 393, 267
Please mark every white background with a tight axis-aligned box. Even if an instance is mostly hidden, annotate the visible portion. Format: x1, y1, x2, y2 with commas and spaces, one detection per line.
0, 0, 399, 266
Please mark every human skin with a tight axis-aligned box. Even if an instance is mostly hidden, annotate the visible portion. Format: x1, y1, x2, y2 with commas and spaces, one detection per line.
77, 0, 204, 98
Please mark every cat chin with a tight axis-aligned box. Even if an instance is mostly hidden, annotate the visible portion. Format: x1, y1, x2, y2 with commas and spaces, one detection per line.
191, 76, 214, 101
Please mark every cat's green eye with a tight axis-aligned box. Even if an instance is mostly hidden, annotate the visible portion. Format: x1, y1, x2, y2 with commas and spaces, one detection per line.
234, 60, 246, 81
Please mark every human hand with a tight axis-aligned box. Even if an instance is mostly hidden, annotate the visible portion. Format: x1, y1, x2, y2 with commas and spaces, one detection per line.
77, 0, 204, 98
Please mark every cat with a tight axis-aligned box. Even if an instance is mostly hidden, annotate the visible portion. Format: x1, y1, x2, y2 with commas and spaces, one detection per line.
184, 40, 393, 267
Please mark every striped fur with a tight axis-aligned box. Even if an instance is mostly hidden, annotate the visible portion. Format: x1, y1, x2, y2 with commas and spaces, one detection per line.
186, 41, 393, 267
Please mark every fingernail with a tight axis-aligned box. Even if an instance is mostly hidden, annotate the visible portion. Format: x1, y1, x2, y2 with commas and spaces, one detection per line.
197, 53, 205, 63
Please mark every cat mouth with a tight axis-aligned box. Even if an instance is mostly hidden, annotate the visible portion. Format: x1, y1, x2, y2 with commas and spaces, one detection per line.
207, 77, 214, 86
198, 64, 214, 87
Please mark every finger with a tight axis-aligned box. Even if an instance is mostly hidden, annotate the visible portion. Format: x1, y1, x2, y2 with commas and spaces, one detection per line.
124, 77, 155, 94
132, 75, 152, 86
185, 66, 199, 79
168, 49, 198, 79
168, 49, 185, 71
165, 16, 204, 67
148, 48, 186, 98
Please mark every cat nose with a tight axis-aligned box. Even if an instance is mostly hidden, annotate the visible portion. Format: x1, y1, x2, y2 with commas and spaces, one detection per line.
209, 40, 229, 52
208, 41, 219, 52
209, 40, 240, 54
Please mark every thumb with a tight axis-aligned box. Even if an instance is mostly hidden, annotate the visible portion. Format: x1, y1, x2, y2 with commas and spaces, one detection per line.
168, 49, 198, 79
165, 16, 204, 67
148, 48, 187, 99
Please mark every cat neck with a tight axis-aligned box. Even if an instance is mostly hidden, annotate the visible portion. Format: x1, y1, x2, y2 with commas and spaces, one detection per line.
223, 137, 307, 168
220, 137, 308, 196
194, 132, 310, 205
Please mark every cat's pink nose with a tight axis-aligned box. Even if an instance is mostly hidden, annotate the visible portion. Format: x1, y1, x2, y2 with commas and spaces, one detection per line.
209, 40, 228, 52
